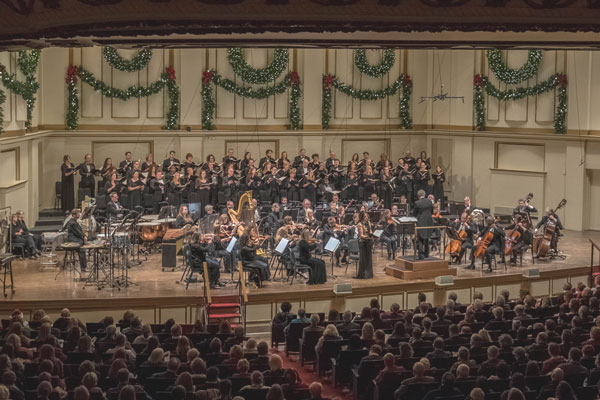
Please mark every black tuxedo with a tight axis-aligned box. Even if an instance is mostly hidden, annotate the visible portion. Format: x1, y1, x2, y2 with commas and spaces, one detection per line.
293, 155, 309, 168
66, 218, 87, 270
413, 197, 433, 258
78, 162, 96, 197
162, 157, 180, 172
106, 201, 124, 219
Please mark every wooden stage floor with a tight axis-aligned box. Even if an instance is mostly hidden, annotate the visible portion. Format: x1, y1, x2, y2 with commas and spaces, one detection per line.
2, 229, 598, 309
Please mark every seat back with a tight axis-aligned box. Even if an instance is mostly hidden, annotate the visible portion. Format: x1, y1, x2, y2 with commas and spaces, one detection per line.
405, 382, 440, 400
55, 181, 62, 198
348, 239, 359, 254
286, 322, 310, 353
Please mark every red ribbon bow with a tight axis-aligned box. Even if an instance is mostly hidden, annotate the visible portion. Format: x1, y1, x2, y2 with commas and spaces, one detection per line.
203, 70, 213, 85
557, 73, 568, 88
323, 74, 334, 89
473, 74, 484, 87
66, 64, 78, 84
290, 71, 300, 85
402, 75, 412, 86
166, 66, 176, 81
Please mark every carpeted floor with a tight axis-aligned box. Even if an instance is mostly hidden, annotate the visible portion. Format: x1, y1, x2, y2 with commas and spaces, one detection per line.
271, 346, 353, 400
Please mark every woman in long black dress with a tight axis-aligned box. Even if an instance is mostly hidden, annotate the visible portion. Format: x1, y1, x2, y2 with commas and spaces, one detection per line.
194, 170, 212, 214
127, 171, 144, 210
302, 170, 317, 206
61, 155, 76, 212
298, 229, 327, 285
356, 211, 373, 279
415, 161, 431, 196
380, 166, 394, 210
432, 165, 446, 209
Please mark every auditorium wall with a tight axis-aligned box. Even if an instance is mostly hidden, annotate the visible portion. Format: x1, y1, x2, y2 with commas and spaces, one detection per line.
1, 47, 600, 230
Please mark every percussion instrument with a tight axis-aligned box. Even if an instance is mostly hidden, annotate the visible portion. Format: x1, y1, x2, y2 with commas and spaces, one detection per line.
157, 218, 176, 239
60, 242, 82, 249
113, 233, 130, 248
138, 221, 162, 242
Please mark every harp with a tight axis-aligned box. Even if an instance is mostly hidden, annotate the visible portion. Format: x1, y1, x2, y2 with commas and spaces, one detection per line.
228, 191, 256, 233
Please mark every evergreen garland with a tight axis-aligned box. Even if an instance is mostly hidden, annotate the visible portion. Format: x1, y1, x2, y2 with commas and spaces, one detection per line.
103, 47, 153, 72
0, 50, 41, 131
473, 73, 568, 134
354, 49, 396, 78
227, 48, 289, 84
487, 49, 543, 85
321, 73, 412, 130
201, 70, 301, 130
65, 65, 180, 130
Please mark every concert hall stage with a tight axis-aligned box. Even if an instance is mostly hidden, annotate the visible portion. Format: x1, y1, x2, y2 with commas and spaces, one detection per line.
0, 230, 597, 331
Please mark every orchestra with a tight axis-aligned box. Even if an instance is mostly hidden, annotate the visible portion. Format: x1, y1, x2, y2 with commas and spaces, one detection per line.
48, 147, 567, 291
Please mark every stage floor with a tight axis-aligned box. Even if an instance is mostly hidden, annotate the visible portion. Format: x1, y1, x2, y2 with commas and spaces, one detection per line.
2, 229, 598, 309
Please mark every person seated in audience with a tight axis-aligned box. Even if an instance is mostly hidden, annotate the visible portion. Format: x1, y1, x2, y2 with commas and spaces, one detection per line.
73, 385, 90, 400
52, 309, 71, 332
421, 318, 437, 340
524, 360, 541, 377
117, 385, 136, 400
98, 325, 118, 346
170, 385, 186, 400
308, 382, 329, 400
215, 379, 233, 400
239, 370, 268, 392
119, 310, 136, 326
121, 317, 143, 337
5, 334, 32, 360
284, 309, 310, 336
445, 324, 467, 346
162, 323, 183, 350
132, 324, 153, 345
468, 334, 487, 356
36, 344, 63, 378
225, 326, 245, 349
498, 334, 514, 356
478, 345, 507, 377
455, 364, 470, 381
375, 353, 405, 384
336, 311, 360, 332
571, 316, 587, 337
581, 344, 596, 369
513, 305, 532, 321
544, 319, 560, 340
382, 303, 402, 320
422, 372, 463, 400
413, 293, 432, 313
63, 326, 82, 352
398, 342, 414, 359
106, 334, 136, 362
315, 324, 341, 354
394, 362, 436, 399
140, 336, 160, 355
73, 335, 94, 355
303, 314, 324, 339
542, 342, 567, 374
388, 321, 409, 343
207, 338, 229, 366
81, 372, 104, 398
327, 309, 340, 322
354, 307, 372, 323
358, 344, 383, 372
152, 357, 180, 378
174, 371, 195, 393
584, 326, 600, 351
510, 347, 528, 374
414, 302, 430, 319
190, 358, 207, 383
370, 308, 391, 330
360, 322, 375, 347
2, 371, 23, 400
178, 348, 200, 373
176, 337, 191, 359
432, 307, 452, 326
426, 338, 452, 359
272, 302, 294, 345
528, 332, 549, 353
250, 341, 270, 371
484, 307, 505, 331
35, 381, 52, 400
374, 330, 391, 352
243, 338, 258, 358
266, 384, 285, 400
444, 300, 459, 316
451, 346, 477, 373
264, 354, 285, 377
537, 367, 564, 400
232, 358, 250, 378
556, 347, 588, 375
223, 345, 243, 366
281, 369, 308, 400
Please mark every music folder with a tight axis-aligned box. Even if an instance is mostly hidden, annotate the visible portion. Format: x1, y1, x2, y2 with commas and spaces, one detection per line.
373, 230, 383, 238
275, 238, 290, 254
324, 237, 340, 253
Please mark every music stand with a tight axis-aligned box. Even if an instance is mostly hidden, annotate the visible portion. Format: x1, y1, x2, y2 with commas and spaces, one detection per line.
324, 237, 340, 279
396, 217, 416, 256
397, 203, 409, 217
271, 238, 290, 280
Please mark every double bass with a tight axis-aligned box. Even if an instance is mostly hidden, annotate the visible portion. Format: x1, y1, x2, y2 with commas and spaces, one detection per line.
504, 193, 534, 255
536, 199, 567, 258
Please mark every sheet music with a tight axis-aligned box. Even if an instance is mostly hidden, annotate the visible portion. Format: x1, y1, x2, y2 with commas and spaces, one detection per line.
399, 217, 417, 223
324, 237, 340, 252
226, 236, 237, 253
275, 238, 290, 254
373, 229, 383, 238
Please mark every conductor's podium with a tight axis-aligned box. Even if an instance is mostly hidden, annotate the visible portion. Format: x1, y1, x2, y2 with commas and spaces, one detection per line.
385, 256, 457, 280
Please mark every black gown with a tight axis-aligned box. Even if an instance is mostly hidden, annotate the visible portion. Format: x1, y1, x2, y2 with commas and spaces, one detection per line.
357, 222, 374, 279
195, 180, 212, 213
432, 172, 445, 206
298, 240, 327, 285
61, 163, 75, 212
127, 179, 144, 210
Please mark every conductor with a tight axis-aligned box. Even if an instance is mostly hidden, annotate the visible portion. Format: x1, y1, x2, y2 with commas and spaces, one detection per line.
413, 189, 433, 260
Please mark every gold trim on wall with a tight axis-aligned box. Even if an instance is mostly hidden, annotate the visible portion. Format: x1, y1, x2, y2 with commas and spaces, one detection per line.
1, 147, 20, 180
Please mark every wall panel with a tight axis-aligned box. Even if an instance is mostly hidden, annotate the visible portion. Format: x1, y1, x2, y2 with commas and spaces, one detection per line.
80, 47, 103, 119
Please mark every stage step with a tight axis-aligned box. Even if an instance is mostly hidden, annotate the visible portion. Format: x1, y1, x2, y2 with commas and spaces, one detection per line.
205, 295, 243, 327
39, 209, 66, 218
208, 312, 242, 320
35, 216, 65, 226
207, 303, 241, 309
386, 256, 456, 280
30, 225, 63, 234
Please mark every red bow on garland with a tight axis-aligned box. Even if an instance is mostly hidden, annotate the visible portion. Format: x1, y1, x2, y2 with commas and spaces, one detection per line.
323, 74, 334, 89
202, 70, 213, 85
473, 74, 484, 87
290, 71, 300, 85
557, 73, 568, 88
166, 66, 176, 81
66, 64, 79, 84
401, 74, 412, 86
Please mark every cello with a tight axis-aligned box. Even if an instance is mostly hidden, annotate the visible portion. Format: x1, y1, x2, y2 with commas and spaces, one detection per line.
536, 199, 567, 258
504, 215, 524, 256
474, 217, 500, 259
445, 214, 469, 256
